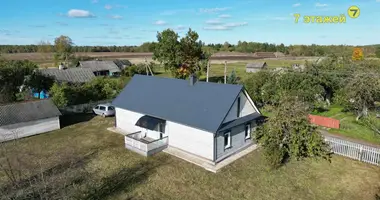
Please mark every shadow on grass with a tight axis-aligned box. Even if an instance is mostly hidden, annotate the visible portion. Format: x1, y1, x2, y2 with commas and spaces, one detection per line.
60, 113, 96, 128
0, 151, 98, 199
78, 156, 169, 200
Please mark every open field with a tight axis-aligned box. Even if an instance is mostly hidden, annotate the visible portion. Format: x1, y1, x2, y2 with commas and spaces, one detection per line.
1, 52, 316, 68
0, 115, 379, 200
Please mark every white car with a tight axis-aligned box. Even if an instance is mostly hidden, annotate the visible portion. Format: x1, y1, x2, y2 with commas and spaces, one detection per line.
93, 103, 115, 117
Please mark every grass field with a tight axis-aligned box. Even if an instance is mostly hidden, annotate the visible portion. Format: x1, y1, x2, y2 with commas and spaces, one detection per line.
0, 115, 379, 200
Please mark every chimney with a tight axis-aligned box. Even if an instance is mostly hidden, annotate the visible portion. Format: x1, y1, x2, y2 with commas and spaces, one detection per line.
58, 63, 65, 70
189, 73, 197, 86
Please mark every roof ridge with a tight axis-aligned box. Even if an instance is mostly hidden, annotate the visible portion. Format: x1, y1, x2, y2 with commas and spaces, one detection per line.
0, 99, 51, 107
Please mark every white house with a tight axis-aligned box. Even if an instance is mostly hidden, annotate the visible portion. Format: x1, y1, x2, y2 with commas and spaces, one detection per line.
112, 74, 262, 169
0, 99, 61, 142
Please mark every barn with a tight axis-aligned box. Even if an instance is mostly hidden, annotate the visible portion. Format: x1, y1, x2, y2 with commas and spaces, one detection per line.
0, 99, 62, 142
111, 74, 263, 171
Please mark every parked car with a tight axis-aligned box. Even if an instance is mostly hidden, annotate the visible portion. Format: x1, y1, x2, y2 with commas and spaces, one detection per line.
93, 103, 115, 117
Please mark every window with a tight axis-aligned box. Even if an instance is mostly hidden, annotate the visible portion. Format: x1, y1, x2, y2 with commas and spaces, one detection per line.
237, 97, 241, 117
95, 106, 99, 109
245, 124, 251, 139
99, 106, 106, 111
224, 132, 231, 149
108, 106, 115, 111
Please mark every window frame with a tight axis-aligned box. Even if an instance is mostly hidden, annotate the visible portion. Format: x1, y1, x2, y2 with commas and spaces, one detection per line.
99, 106, 106, 111
108, 106, 115, 111
224, 131, 231, 149
237, 97, 241, 118
245, 123, 251, 139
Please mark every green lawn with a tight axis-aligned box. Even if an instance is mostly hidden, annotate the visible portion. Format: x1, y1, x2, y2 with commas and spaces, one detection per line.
312, 105, 380, 145
0, 115, 379, 200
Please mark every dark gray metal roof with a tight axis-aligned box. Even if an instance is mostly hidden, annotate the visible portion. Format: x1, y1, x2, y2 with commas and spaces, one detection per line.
246, 62, 267, 69
218, 112, 262, 132
39, 68, 95, 83
79, 61, 121, 73
0, 99, 61, 127
112, 75, 244, 133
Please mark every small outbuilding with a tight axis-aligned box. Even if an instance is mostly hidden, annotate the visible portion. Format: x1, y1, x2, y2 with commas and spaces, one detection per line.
77, 60, 121, 76
246, 62, 268, 73
0, 99, 62, 142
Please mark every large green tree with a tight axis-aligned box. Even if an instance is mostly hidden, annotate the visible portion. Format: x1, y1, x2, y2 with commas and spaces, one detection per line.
54, 35, 74, 66
256, 97, 331, 168
0, 60, 37, 103
153, 28, 205, 79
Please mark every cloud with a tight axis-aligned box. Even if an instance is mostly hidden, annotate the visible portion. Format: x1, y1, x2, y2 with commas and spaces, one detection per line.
377, 0, 380, 2
175, 25, 186, 31
218, 14, 231, 18
67, 9, 95, 18
199, 7, 229, 13
105, 5, 112, 10
154, 20, 167, 25
292, 3, 301, 7
56, 22, 68, 26
224, 22, 248, 28
271, 17, 288, 21
203, 26, 231, 30
29, 25, 46, 28
203, 22, 248, 31
109, 15, 123, 19
91, 0, 98, 3
205, 19, 224, 25
315, 3, 328, 7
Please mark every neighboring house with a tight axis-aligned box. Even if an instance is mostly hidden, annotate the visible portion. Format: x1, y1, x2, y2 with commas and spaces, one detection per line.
112, 74, 262, 168
246, 62, 268, 73
274, 52, 285, 58
0, 99, 61, 142
39, 67, 96, 84
253, 52, 276, 58
114, 59, 132, 70
77, 61, 121, 76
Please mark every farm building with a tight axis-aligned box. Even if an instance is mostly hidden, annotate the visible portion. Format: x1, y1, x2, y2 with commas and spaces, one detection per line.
77, 60, 121, 76
39, 67, 96, 84
114, 59, 132, 70
246, 62, 268, 73
0, 99, 61, 142
111, 74, 263, 172
253, 52, 276, 58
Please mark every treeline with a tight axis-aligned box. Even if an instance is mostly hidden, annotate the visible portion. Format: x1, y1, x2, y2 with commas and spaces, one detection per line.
1, 41, 378, 57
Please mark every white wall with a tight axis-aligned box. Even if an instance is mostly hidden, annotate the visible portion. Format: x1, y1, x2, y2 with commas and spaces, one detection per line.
115, 108, 143, 133
0, 117, 60, 142
223, 90, 257, 123
167, 121, 214, 160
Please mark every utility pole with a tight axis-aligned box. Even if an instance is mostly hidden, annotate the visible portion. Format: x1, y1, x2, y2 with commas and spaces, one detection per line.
224, 60, 227, 84
206, 61, 210, 82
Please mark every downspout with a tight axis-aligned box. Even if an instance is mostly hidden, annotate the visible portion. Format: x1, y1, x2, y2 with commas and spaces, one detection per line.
213, 132, 217, 164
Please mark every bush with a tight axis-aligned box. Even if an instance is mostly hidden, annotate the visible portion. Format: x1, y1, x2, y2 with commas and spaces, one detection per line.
123, 62, 155, 77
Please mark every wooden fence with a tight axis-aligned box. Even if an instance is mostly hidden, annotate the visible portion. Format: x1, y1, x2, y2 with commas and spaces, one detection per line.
60, 99, 113, 114
309, 114, 340, 129
324, 135, 380, 166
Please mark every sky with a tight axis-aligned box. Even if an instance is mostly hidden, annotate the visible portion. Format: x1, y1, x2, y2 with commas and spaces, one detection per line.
0, 0, 379, 46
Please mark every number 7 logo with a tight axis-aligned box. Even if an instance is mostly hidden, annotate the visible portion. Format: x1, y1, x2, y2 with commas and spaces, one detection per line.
348, 6, 360, 19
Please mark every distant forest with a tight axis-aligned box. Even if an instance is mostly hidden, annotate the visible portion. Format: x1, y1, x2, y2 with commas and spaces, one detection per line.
0, 41, 379, 57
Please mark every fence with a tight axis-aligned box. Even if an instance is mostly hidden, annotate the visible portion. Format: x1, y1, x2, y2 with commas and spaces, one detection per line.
60, 99, 113, 114
324, 135, 380, 166
309, 114, 340, 129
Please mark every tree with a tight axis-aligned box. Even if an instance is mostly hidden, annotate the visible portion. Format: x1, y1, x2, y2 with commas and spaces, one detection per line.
178, 29, 204, 76
256, 97, 331, 168
0, 60, 37, 103
226, 69, 238, 84
54, 35, 74, 66
153, 29, 181, 76
49, 83, 70, 107
244, 71, 274, 107
153, 29, 205, 79
352, 47, 364, 61
375, 47, 380, 58
26, 71, 55, 98
345, 69, 380, 120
